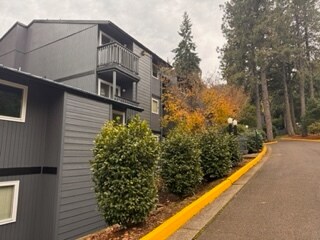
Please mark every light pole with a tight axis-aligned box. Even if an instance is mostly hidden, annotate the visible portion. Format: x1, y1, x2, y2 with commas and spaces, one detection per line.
227, 117, 233, 134
233, 119, 238, 135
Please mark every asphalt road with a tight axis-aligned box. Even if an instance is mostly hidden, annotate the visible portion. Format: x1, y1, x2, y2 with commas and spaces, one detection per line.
196, 141, 320, 240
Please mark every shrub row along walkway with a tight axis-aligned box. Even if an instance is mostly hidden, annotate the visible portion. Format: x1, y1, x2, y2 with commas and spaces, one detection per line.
196, 140, 320, 240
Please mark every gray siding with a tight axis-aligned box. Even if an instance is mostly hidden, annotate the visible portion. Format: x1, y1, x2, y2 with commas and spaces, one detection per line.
0, 175, 43, 240
0, 24, 27, 68
0, 83, 48, 168
57, 93, 109, 240
150, 96, 161, 132
24, 24, 98, 84
151, 76, 161, 96
37, 92, 64, 240
150, 77, 161, 132
0, 80, 64, 240
62, 73, 96, 93
133, 43, 151, 122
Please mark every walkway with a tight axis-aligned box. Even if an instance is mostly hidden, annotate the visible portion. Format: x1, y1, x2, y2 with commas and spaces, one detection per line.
196, 141, 320, 240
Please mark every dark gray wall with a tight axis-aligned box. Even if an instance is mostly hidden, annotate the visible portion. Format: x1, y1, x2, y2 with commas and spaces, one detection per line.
62, 73, 96, 93
56, 93, 109, 240
24, 23, 98, 91
133, 43, 151, 122
0, 24, 27, 68
0, 175, 43, 240
151, 76, 160, 96
150, 76, 161, 132
0, 83, 47, 168
37, 91, 64, 240
0, 78, 64, 240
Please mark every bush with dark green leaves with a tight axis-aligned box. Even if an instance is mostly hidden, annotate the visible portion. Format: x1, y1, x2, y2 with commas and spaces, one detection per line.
91, 116, 159, 227
160, 129, 203, 197
308, 121, 320, 135
227, 135, 242, 167
244, 130, 264, 153
200, 129, 232, 179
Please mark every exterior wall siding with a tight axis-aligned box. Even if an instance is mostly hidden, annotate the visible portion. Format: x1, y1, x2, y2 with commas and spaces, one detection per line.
57, 93, 109, 240
0, 83, 48, 168
0, 175, 43, 240
0, 76, 64, 240
150, 76, 161, 132
61, 73, 96, 93
133, 43, 151, 123
0, 24, 27, 68
24, 24, 98, 84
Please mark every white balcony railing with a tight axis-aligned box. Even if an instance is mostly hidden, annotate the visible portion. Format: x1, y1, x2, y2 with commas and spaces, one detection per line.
98, 42, 139, 75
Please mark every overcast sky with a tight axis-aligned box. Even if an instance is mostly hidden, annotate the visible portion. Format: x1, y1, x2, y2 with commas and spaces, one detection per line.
0, 0, 227, 78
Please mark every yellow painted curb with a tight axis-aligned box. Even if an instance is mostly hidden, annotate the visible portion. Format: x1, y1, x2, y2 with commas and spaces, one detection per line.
265, 141, 278, 145
281, 137, 320, 142
141, 146, 268, 240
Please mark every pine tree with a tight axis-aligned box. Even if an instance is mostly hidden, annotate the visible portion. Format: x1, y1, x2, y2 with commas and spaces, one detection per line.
172, 12, 201, 88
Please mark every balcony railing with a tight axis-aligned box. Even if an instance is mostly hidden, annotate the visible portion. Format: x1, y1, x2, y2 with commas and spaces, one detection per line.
98, 42, 139, 75
114, 96, 139, 107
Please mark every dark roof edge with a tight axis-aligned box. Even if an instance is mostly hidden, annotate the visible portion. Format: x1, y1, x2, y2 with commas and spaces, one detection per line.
0, 22, 28, 42
29, 19, 110, 26
0, 65, 143, 112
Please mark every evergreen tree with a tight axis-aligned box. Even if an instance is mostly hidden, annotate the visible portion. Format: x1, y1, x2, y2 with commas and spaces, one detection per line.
172, 12, 201, 88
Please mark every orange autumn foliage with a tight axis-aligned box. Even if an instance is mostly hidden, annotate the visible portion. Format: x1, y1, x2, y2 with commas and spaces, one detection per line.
163, 84, 247, 132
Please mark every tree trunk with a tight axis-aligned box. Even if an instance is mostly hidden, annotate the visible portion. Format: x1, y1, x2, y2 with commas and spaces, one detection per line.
310, 65, 315, 99
261, 67, 273, 141
300, 76, 306, 118
303, 4, 314, 99
282, 65, 295, 135
255, 80, 263, 129
289, 88, 297, 132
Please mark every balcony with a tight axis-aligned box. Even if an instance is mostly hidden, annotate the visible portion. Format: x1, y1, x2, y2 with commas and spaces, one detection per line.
114, 96, 139, 107
98, 42, 139, 76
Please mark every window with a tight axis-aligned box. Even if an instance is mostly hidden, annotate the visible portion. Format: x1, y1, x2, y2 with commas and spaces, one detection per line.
99, 31, 112, 46
113, 110, 125, 125
0, 181, 19, 225
0, 79, 28, 122
98, 79, 121, 98
152, 98, 159, 114
152, 64, 158, 78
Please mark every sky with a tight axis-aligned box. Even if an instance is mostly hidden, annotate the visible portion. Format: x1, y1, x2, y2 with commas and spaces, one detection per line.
0, 0, 227, 79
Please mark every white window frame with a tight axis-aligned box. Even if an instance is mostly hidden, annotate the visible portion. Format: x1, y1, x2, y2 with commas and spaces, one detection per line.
0, 180, 20, 225
151, 98, 160, 114
98, 79, 121, 98
112, 110, 125, 125
0, 79, 28, 123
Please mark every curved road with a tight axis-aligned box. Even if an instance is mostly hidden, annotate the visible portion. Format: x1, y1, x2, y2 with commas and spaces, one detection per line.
196, 141, 320, 240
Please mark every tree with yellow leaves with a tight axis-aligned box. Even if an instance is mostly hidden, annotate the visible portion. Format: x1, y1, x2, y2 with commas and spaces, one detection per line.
162, 83, 247, 133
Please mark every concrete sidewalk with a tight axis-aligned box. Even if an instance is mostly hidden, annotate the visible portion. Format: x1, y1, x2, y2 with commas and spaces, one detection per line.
168, 146, 272, 240
194, 141, 320, 240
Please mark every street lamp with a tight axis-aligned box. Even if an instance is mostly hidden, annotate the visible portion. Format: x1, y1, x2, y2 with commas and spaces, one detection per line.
233, 119, 238, 135
227, 117, 233, 134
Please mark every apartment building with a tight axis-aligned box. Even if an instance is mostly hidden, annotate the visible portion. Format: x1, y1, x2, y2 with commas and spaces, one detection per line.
0, 20, 168, 240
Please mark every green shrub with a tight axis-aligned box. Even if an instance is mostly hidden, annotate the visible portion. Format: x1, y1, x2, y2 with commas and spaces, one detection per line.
91, 116, 159, 227
308, 121, 320, 135
200, 128, 232, 179
160, 129, 203, 197
244, 130, 263, 153
227, 135, 242, 167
